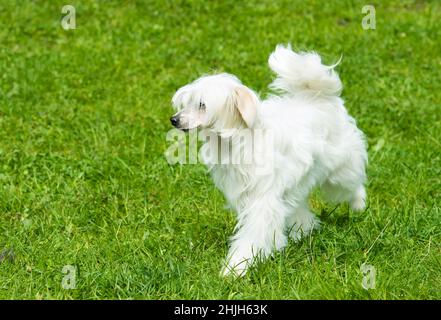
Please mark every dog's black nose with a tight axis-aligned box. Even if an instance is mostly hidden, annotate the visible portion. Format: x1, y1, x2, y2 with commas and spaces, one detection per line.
170, 116, 179, 127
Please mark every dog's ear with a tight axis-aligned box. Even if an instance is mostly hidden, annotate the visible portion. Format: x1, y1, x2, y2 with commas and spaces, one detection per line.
233, 86, 258, 128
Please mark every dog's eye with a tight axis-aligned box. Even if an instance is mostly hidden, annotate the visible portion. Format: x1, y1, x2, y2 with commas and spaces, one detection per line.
199, 102, 206, 111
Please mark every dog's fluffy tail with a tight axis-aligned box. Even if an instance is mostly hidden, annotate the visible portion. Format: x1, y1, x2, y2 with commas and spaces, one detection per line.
268, 44, 342, 97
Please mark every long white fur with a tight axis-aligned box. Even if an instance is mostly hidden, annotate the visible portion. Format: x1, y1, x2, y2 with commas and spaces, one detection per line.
171, 44, 368, 277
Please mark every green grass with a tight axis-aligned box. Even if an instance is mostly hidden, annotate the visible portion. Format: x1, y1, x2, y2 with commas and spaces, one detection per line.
0, 0, 440, 299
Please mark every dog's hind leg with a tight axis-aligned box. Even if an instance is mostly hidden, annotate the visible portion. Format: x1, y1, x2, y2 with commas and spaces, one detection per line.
321, 177, 367, 212
285, 198, 320, 242
321, 139, 367, 211
221, 193, 289, 277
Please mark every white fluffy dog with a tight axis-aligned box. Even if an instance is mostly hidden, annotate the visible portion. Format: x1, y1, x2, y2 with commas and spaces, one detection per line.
170, 44, 367, 276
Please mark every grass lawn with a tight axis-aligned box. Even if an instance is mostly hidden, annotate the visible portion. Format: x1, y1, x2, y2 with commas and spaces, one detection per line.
0, 0, 440, 299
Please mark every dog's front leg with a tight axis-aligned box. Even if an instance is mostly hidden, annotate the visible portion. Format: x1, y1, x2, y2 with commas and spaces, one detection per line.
221, 194, 289, 277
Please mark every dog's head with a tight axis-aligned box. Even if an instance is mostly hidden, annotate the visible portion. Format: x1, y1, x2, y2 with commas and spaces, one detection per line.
171, 73, 260, 132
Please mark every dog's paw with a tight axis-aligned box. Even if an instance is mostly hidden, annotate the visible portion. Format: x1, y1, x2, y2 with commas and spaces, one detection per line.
220, 265, 247, 278
289, 215, 320, 242
220, 256, 251, 278
350, 186, 367, 212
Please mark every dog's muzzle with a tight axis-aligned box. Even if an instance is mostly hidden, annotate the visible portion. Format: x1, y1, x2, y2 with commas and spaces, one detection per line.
170, 116, 179, 127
